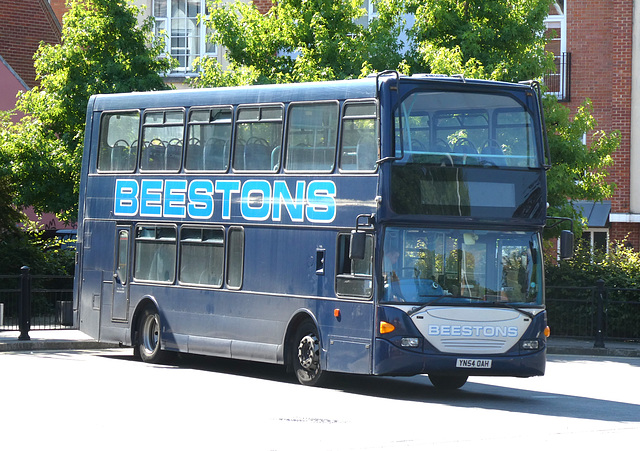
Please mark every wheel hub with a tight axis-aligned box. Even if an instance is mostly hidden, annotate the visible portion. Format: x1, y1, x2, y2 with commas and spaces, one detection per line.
298, 334, 319, 370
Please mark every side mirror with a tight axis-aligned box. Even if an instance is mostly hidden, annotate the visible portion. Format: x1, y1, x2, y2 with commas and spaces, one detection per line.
560, 230, 574, 260
350, 230, 366, 260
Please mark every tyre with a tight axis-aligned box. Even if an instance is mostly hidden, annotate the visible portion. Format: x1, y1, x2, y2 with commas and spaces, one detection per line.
136, 307, 166, 364
292, 319, 329, 386
428, 374, 468, 390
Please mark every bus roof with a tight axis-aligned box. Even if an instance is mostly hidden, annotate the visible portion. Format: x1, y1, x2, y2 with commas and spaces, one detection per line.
88, 74, 535, 112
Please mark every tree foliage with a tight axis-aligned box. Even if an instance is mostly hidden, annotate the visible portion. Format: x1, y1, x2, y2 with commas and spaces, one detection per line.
3, 0, 173, 222
544, 97, 618, 227
196, 0, 405, 85
198, 0, 617, 235
407, 0, 554, 82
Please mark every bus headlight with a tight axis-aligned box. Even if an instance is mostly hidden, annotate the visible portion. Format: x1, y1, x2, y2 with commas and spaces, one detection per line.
401, 337, 420, 348
521, 340, 540, 350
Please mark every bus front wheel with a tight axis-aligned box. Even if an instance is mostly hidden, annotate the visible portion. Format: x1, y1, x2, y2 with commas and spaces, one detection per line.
136, 307, 166, 364
292, 320, 329, 386
428, 374, 468, 390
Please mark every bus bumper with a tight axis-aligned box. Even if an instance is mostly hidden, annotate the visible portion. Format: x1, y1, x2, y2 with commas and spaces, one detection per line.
373, 338, 546, 377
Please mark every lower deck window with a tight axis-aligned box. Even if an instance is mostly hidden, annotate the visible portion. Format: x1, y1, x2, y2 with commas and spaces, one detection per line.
226, 227, 244, 289
179, 227, 224, 286
336, 233, 373, 297
134, 225, 177, 282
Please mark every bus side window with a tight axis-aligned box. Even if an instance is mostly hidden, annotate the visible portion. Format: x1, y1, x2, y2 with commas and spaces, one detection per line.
285, 102, 338, 172
140, 109, 185, 172
233, 105, 283, 172
134, 225, 177, 283
185, 107, 232, 172
340, 102, 378, 172
97, 111, 140, 172
226, 227, 244, 289
179, 227, 224, 287
336, 233, 373, 298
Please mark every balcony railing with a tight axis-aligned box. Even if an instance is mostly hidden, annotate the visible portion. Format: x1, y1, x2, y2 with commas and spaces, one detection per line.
544, 52, 571, 102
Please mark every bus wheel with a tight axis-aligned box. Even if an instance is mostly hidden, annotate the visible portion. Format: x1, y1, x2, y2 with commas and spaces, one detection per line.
137, 307, 165, 364
293, 320, 328, 386
428, 374, 468, 390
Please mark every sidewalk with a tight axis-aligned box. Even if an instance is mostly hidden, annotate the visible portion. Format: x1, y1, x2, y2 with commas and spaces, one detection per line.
0, 329, 639, 357
0, 329, 116, 352
547, 337, 640, 358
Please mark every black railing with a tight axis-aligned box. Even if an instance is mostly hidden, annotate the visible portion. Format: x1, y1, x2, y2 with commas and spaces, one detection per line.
543, 52, 571, 102
0, 268, 74, 334
2, 269, 639, 344
546, 280, 640, 344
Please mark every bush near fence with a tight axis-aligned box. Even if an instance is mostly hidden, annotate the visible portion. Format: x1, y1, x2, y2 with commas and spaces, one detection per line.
546, 283, 640, 341
545, 242, 640, 342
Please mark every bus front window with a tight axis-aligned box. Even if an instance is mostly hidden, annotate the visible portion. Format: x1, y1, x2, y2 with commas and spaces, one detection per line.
381, 227, 542, 306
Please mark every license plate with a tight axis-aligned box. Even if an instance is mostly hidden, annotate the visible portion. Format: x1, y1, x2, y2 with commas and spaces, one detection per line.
456, 359, 492, 369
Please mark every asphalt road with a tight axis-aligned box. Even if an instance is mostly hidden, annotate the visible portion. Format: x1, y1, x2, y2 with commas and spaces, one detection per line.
1, 349, 638, 449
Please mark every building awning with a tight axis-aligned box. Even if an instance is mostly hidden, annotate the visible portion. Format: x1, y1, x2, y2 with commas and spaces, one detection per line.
573, 200, 611, 228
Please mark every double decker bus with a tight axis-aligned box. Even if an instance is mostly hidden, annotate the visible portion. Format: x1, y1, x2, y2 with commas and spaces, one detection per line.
75, 72, 570, 389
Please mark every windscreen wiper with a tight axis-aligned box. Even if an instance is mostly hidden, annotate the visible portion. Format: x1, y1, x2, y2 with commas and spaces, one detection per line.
408, 295, 471, 315
480, 302, 536, 319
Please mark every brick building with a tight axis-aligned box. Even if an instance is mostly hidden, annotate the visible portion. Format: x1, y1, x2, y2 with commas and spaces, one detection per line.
0, 0, 61, 90
546, 1, 638, 251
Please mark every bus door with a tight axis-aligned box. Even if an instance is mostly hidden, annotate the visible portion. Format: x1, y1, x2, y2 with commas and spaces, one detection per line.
112, 226, 131, 322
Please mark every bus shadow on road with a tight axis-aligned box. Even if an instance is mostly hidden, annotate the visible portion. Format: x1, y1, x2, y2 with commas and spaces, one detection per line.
328, 373, 640, 423
99, 349, 640, 423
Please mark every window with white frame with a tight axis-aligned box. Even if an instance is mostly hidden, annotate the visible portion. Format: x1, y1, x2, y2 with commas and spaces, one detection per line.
582, 228, 609, 258
544, 1, 568, 99
354, 0, 377, 26
153, 0, 217, 74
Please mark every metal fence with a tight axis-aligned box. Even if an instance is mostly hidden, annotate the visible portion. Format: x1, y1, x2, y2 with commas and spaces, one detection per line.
2, 270, 639, 343
0, 270, 74, 332
546, 280, 640, 343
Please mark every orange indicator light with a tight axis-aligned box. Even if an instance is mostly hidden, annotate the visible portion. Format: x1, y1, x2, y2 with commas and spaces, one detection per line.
380, 321, 395, 334
544, 326, 551, 337
334, 309, 341, 318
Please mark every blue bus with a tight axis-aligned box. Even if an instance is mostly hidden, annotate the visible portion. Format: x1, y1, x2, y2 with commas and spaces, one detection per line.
75, 73, 571, 389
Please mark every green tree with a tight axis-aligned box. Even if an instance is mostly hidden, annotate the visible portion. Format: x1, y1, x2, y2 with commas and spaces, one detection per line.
544, 97, 618, 228
406, 0, 554, 82
4, 0, 173, 222
195, 0, 405, 86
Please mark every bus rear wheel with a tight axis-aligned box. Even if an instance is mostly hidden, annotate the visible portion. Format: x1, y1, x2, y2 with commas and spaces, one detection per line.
292, 320, 329, 386
136, 307, 166, 364
428, 374, 468, 390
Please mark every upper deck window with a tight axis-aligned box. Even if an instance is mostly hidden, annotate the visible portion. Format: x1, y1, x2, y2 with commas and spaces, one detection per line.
394, 91, 538, 168
339, 101, 378, 172
233, 105, 283, 172
140, 109, 185, 172
285, 102, 338, 172
97, 111, 140, 172
185, 106, 232, 172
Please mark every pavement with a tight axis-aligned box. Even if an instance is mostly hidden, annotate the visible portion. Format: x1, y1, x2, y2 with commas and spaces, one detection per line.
0, 329, 639, 358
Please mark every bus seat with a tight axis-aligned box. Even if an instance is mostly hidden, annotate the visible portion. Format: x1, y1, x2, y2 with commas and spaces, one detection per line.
144, 141, 166, 170
166, 141, 182, 170
98, 145, 113, 171
203, 138, 226, 170
243, 140, 271, 170
185, 143, 203, 170
271, 146, 281, 170
112, 144, 134, 171
356, 134, 376, 170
